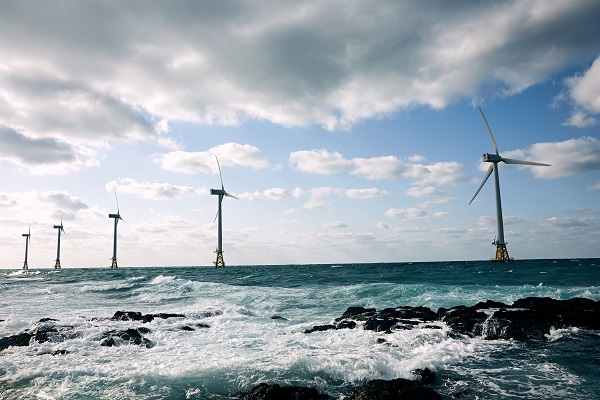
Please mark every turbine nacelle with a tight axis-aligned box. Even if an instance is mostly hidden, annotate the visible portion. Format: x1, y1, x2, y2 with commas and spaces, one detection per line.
109, 213, 122, 219
53, 224, 65, 233
482, 153, 502, 163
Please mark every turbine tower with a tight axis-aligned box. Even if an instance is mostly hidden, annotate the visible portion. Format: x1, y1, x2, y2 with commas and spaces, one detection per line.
22, 225, 31, 270
470, 107, 550, 262
210, 155, 238, 267
53, 211, 65, 269
108, 190, 124, 268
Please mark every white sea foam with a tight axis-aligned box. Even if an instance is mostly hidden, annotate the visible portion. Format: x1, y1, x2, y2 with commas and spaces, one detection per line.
1, 262, 599, 399
150, 274, 176, 284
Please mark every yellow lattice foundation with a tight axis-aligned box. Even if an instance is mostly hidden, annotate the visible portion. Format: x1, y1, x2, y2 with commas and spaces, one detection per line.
492, 244, 513, 262
54, 260, 61, 269
214, 252, 225, 267
111, 258, 118, 268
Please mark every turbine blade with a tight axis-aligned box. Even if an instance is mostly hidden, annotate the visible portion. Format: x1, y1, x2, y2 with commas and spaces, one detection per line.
215, 155, 224, 190
224, 192, 239, 200
501, 158, 551, 166
114, 189, 120, 214
478, 107, 499, 155
469, 164, 494, 205
213, 210, 219, 223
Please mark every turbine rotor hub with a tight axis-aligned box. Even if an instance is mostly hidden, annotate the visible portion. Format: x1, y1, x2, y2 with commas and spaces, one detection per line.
483, 153, 502, 162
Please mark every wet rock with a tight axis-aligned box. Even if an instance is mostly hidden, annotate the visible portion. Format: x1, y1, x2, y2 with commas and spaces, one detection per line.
304, 324, 336, 334
306, 297, 600, 341
196, 323, 210, 328
100, 328, 155, 348
438, 306, 488, 337
238, 383, 332, 400
306, 305, 437, 334
112, 311, 154, 323
0, 319, 79, 352
151, 312, 185, 319
111, 311, 185, 323
180, 325, 195, 331
52, 349, 70, 355
346, 376, 441, 400
271, 315, 288, 321
0, 332, 32, 351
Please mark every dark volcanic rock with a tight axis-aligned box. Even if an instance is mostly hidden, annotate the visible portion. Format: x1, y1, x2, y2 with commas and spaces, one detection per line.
151, 312, 186, 319
238, 383, 332, 400
0, 332, 32, 351
112, 311, 154, 323
306, 305, 437, 334
306, 297, 600, 341
180, 325, 195, 331
111, 311, 185, 323
346, 377, 441, 400
0, 320, 78, 352
438, 306, 488, 337
100, 328, 155, 348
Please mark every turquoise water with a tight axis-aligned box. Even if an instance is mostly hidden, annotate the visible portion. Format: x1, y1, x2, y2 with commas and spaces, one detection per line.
0, 259, 599, 399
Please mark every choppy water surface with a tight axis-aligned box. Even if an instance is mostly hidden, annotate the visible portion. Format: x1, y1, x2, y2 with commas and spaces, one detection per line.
1, 259, 599, 399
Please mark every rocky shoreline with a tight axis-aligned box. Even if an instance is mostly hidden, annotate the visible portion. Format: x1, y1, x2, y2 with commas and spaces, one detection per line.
1, 296, 599, 399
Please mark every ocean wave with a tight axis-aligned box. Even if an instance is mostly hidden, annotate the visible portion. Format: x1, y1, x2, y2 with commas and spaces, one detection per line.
150, 275, 176, 285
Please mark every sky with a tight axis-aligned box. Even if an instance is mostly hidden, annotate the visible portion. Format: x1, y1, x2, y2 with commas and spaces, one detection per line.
1, 0, 599, 268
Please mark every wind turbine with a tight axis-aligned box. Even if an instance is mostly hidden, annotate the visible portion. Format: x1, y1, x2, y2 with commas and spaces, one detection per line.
470, 107, 550, 262
108, 190, 124, 268
210, 155, 238, 267
53, 210, 65, 269
22, 224, 31, 270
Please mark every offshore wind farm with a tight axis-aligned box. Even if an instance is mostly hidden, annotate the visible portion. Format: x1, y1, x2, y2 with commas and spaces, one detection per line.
1, 2, 600, 399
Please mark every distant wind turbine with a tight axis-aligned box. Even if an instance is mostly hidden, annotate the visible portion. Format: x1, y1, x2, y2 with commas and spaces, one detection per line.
210, 155, 238, 267
109, 190, 124, 268
53, 210, 65, 269
470, 107, 550, 262
22, 224, 31, 270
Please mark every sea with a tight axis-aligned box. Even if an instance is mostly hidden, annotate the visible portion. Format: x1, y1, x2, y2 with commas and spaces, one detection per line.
1, 259, 599, 399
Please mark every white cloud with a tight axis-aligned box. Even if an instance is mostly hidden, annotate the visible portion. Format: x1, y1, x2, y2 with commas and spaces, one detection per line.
563, 110, 598, 128
303, 187, 343, 209
289, 149, 350, 174
406, 186, 443, 198
239, 187, 296, 201
475, 215, 523, 227
370, 222, 389, 229
105, 178, 201, 201
322, 221, 347, 229
290, 149, 469, 185
344, 188, 390, 199
588, 181, 600, 191
385, 208, 427, 220
154, 142, 269, 174
542, 216, 589, 228
0, 126, 99, 175
0, 1, 598, 150
525, 137, 600, 179
565, 55, 600, 115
